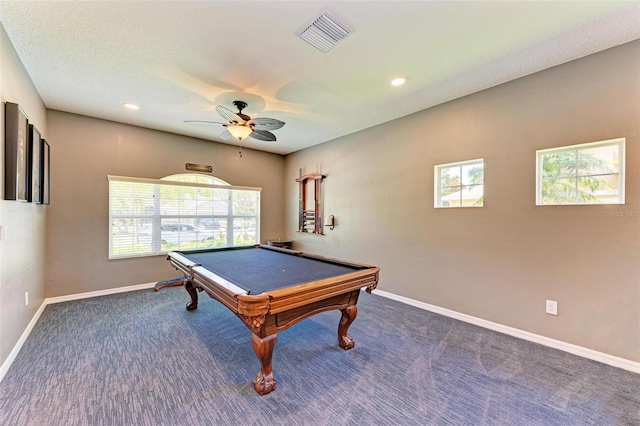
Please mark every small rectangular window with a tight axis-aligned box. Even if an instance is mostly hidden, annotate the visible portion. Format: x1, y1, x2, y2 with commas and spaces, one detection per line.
536, 138, 625, 205
434, 159, 484, 208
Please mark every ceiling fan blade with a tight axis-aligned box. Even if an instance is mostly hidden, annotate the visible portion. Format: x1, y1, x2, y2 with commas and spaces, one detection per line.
215, 105, 244, 123
250, 129, 277, 142
220, 130, 233, 141
184, 120, 226, 126
252, 117, 285, 131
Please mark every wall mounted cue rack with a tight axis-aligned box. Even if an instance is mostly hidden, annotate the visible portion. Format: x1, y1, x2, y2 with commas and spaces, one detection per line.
296, 173, 326, 234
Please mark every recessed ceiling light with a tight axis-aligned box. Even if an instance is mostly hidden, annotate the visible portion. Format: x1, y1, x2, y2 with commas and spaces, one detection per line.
124, 103, 139, 110
391, 77, 406, 87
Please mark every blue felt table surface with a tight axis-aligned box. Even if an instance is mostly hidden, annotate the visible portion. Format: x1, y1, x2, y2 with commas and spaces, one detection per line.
178, 247, 365, 294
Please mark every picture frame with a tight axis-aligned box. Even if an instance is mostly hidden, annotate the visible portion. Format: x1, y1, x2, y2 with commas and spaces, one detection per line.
29, 124, 42, 203
4, 102, 30, 201
42, 139, 50, 205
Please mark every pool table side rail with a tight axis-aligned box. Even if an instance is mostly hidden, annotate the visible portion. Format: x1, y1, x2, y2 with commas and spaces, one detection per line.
167, 252, 249, 313
295, 250, 379, 270
240, 244, 376, 272
260, 244, 377, 269
266, 290, 359, 333
266, 268, 379, 314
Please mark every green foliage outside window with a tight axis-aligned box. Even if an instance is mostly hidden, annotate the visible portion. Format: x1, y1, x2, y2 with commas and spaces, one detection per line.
437, 160, 484, 207
539, 142, 621, 205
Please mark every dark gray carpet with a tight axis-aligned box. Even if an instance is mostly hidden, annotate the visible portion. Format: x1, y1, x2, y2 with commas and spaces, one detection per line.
1, 287, 638, 425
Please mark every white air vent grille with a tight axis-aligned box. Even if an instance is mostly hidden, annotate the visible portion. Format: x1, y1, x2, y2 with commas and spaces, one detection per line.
296, 11, 351, 53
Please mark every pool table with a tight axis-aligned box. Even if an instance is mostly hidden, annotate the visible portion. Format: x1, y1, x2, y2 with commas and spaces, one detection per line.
166, 244, 379, 395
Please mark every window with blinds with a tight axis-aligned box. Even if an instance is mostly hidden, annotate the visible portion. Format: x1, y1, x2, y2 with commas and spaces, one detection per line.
108, 174, 261, 259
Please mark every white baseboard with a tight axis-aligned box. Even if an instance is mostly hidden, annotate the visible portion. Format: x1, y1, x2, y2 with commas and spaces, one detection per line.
0, 300, 48, 383
374, 289, 640, 374
44, 282, 156, 305
0, 281, 156, 383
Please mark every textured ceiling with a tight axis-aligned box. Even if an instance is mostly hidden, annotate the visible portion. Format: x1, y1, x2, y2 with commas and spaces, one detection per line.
1, 1, 639, 155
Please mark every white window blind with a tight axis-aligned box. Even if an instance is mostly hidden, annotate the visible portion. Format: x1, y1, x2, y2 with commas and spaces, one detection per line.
108, 175, 261, 259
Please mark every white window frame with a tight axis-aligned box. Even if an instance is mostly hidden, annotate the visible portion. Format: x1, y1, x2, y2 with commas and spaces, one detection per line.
536, 138, 625, 206
108, 174, 261, 259
434, 158, 484, 208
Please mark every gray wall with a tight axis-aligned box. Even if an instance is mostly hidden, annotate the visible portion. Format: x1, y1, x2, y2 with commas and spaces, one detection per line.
0, 25, 48, 367
45, 111, 286, 297
285, 41, 640, 362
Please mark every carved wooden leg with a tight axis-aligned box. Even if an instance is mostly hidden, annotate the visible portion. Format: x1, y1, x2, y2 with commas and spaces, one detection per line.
338, 305, 357, 350
251, 333, 277, 395
184, 279, 198, 311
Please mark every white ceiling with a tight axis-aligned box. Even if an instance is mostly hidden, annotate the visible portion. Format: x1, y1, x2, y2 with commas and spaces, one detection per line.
2, 1, 639, 155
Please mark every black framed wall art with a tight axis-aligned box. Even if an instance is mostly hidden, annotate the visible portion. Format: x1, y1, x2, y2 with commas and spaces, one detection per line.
4, 102, 30, 201
42, 139, 50, 204
29, 124, 42, 203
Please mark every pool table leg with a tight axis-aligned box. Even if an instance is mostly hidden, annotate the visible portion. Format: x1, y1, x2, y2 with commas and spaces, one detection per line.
251, 333, 277, 395
184, 279, 198, 311
338, 305, 357, 350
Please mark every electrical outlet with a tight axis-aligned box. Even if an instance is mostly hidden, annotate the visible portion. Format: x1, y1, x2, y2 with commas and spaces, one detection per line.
546, 299, 558, 315
25, 291, 29, 306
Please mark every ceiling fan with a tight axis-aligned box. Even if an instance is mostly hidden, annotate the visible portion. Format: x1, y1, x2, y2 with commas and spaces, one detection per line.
185, 100, 285, 142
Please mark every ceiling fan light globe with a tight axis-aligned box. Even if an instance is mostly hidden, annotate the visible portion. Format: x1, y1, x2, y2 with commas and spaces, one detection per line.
228, 125, 253, 140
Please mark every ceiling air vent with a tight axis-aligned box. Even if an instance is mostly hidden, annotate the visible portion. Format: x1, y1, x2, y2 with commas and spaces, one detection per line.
296, 10, 351, 53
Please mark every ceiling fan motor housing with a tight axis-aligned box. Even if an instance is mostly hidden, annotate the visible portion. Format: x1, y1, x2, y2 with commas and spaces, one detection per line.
232, 100, 248, 112
232, 100, 251, 121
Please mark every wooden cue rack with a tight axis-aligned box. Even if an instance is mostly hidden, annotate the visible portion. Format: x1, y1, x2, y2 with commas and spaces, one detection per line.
296, 173, 326, 234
